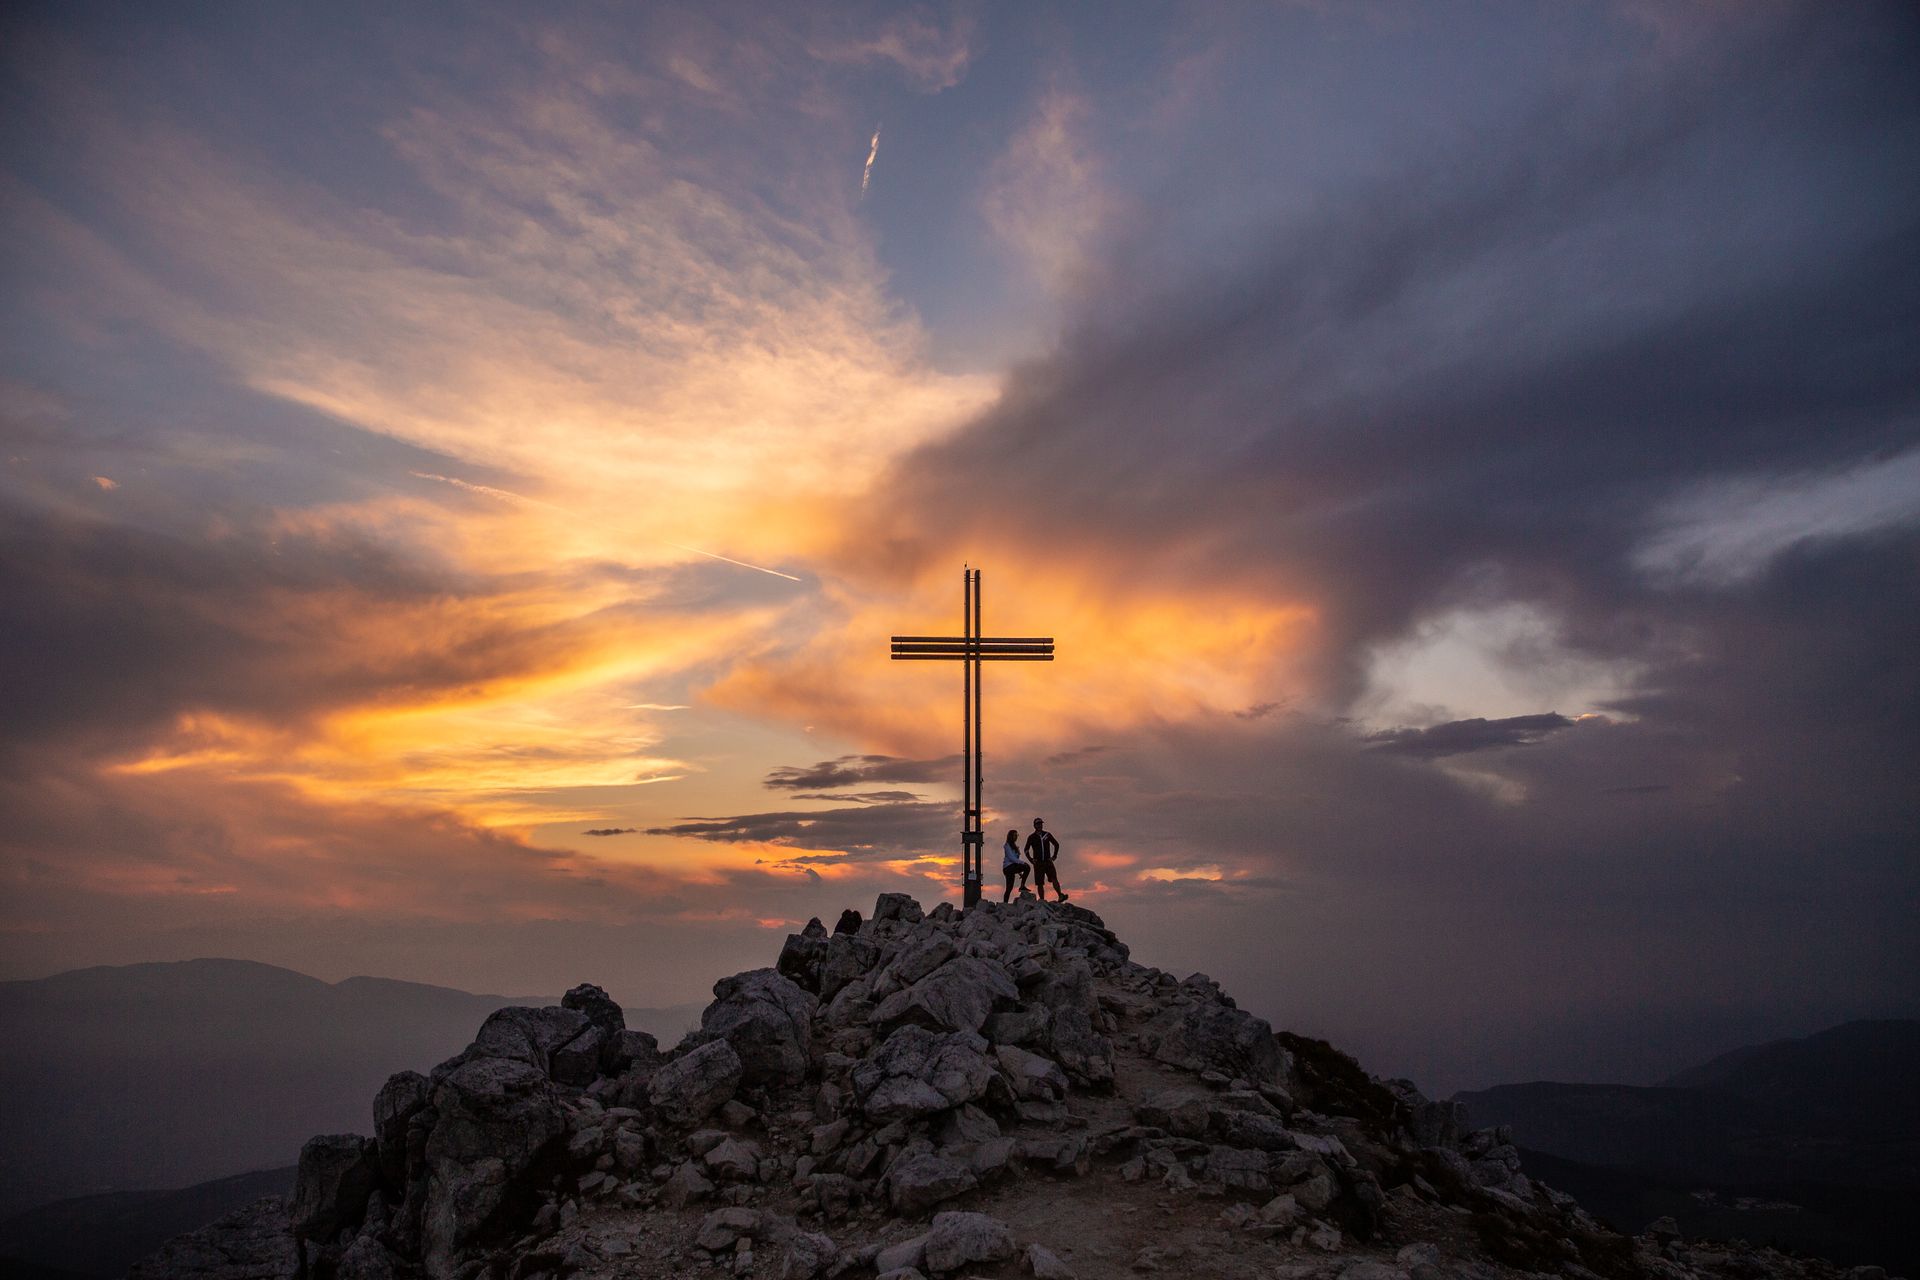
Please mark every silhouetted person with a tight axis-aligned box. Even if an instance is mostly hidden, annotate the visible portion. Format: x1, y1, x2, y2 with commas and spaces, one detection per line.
1001, 828, 1030, 901
1024, 817, 1068, 902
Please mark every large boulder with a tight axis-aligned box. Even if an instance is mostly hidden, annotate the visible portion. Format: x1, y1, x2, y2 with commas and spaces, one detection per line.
923, 1211, 1016, 1274
871, 956, 1017, 1035
853, 1027, 999, 1118
872, 893, 925, 925
421, 1056, 565, 1277
1155, 997, 1283, 1083
442, 1005, 591, 1078
372, 1071, 430, 1186
292, 1133, 378, 1244
1033, 955, 1114, 1085
701, 968, 819, 1083
561, 981, 624, 1030
886, 1151, 977, 1215
649, 1038, 744, 1125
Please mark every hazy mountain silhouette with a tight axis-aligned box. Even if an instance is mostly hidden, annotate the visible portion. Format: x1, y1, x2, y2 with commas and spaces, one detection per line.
1453, 1020, 1919, 1188
1454, 1020, 1920, 1272
0, 959, 700, 1219
0, 1165, 295, 1279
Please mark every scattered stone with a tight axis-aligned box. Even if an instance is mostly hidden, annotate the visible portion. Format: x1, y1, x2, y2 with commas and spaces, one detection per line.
648, 1039, 743, 1126
1025, 1242, 1076, 1278
923, 1210, 1016, 1274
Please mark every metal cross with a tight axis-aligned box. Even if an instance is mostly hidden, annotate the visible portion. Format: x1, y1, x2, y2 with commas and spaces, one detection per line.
890, 567, 1054, 908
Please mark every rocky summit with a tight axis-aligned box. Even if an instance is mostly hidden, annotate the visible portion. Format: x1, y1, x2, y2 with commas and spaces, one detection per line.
130, 896, 1903, 1280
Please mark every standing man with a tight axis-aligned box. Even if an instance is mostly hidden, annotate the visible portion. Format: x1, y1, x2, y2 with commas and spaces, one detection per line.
1024, 818, 1069, 903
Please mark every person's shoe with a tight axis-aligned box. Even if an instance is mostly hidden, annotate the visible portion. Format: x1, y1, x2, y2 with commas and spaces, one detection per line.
1058, 892, 1070, 902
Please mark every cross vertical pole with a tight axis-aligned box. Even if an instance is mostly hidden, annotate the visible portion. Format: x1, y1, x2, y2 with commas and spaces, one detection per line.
962, 568, 976, 906
973, 568, 983, 904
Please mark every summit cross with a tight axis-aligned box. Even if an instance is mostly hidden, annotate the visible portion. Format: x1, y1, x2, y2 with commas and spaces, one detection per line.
889, 568, 1054, 909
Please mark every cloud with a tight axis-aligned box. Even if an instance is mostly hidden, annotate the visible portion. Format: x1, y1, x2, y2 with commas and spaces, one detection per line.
981, 88, 1111, 290
1363, 712, 1577, 759
809, 11, 972, 92
582, 828, 638, 836
645, 799, 949, 857
761, 754, 958, 791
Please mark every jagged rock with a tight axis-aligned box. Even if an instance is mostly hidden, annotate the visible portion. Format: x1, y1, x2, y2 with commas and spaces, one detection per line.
1032, 955, 1114, 1084
562, 981, 625, 1031
335, 1233, 407, 1280
448, 1005, 591, 1075
1026, 1242, 1077, 1279
852, 1026, 998, 1118
649, 1038, 743, 1125
872, 955, 1018, 1034
372, 1071, 430, 1186
923, 1210, 1015, 1274
1154, 997, 1283, 1084
662, 1161, 715, 1207
778, 930, 830, 992
126, 1197, 296, 1280
551, 1022, 610, 1085
874, 1233, 929, 1273
885, 1151, 977, 1214
696, 1206, 762, 1250
872, 893, 924, 925
995, 1043, 1069, 1100
704, 1135, 764, 1181
782, 1228, 838, 1279
702, 968, 819, 1083
292, 1133, 378, 1243
421, 1055, 565, 1275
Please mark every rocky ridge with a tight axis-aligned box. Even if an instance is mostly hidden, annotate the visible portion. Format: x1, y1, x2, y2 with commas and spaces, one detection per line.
130, 896, 1904, 1280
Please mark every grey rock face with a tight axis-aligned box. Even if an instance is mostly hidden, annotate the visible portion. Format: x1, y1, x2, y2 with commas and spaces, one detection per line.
871, 955, 1017, 1034
1033, 955, 1113, 1085
126, 1197, 296, 1280
886, 1151, 978, 1214
447, 1005, 591, 1075
421, 1055, 565, 1276
648, 1038, 744, 1125
291, 1133, 378, 1243
701, 967, 819, 1084
372, 1070, 430, 1186
852, 1026, 998, 1119
561, 981, 625, 1031
1154, 996, 1283, 1084
923, 1210, 1016, 1274
871, 893, 925, 925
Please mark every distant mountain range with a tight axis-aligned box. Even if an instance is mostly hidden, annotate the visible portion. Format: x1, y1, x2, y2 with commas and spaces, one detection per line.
0, 959, 701, 1220
1454, 1019, 1920, 1273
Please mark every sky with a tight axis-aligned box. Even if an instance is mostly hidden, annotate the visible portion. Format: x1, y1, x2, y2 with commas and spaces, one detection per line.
2, 0, 1916, 1096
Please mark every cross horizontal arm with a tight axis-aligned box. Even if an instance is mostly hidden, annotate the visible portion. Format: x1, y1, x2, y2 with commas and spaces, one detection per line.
890, 643, 1053, 654
890, 636, 1055, 645
891, 653, 1054, 661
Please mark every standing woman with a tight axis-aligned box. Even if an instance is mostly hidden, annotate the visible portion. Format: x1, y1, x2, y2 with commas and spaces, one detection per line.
1002, 829, 1029, 901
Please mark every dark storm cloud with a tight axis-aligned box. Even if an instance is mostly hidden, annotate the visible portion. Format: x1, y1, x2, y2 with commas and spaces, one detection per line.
861, 6, 1920, 697
761, 755, 958, 791
0, 501, 588, 759
787, 791, 923, 804
1364, 713, 1575, 759
646, 800, 948, 856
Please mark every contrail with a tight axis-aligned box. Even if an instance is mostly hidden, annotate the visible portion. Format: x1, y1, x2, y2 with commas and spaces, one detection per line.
666, 541, 803, 582
861, 125, 881, 194
409, 471, 560, 511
